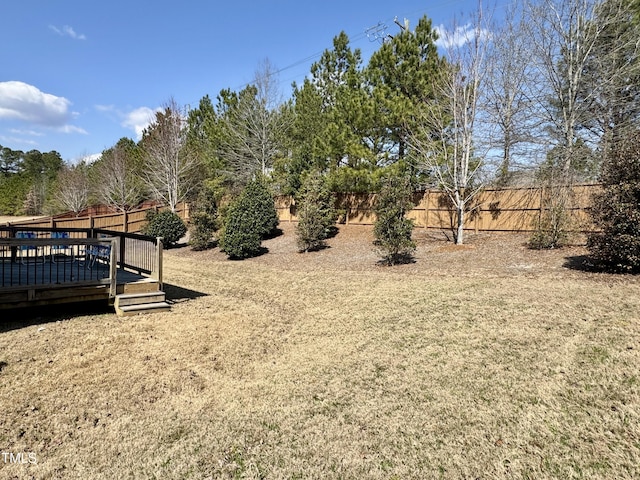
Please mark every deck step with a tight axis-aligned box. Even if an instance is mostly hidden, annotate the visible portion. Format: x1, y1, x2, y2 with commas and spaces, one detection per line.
114, 291, 170, 316
115, 301, 171, 317
115, 291, 166, 307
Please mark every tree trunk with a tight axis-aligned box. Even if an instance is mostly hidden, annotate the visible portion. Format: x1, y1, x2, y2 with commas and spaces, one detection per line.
456, 204, 465, 245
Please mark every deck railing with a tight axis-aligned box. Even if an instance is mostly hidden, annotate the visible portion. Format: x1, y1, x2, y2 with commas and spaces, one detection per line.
0, 236, 119, 297
93, 229, 162, 285
0, 227, 161, 296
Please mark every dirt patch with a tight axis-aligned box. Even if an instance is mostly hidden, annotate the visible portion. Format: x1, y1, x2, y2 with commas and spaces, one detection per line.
171, 222, 609, 281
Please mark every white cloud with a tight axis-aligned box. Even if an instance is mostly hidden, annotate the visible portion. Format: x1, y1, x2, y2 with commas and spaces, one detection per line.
0, 81, 72, 126
9, 128, 44, 137
121, 107, 159, 139
435, 23, 491, 49
95, 104, 115, 113
0, 134, 39, 147
57, 125, 88, 135
49, 25, 86, 40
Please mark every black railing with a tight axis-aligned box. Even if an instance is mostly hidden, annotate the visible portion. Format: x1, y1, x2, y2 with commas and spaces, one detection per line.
0, 227, 162, 294
93, 229, 161, 278
0, 237, 118, 295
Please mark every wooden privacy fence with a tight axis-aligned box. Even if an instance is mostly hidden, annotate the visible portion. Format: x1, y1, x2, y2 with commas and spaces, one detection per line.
2, 202, 191, 234
275, 184, 601, 233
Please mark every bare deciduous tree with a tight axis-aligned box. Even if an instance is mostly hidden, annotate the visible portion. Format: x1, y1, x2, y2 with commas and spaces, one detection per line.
527, 0, 604, 176
95, 138, 145, 212
141, 98, 202, 212
523, 0, 639, 246
55, 162, 90, 216
483, 3, 546, 185
412, 4, 491, 244
217, 58, 292, 184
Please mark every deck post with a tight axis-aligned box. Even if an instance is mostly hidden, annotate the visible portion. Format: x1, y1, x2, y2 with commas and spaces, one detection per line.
9, 226, 17, 263
119, 233, 126, 269
109, 237, 119, 298
154, 237, 163, 290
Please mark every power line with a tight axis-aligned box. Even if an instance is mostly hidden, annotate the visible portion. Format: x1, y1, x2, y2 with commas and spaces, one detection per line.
187, 0, 479, 106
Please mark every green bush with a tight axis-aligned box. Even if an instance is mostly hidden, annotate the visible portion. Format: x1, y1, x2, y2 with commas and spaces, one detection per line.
144, 210, 187, 247
243, 178, 279, 238
219, 178, 278, 259
189, 188, 219, 251
373, 175, 416, 265
295, 171, 337, 252
529, 202, 570, 249
218, 200, 262, 259
587, 133, 640, 272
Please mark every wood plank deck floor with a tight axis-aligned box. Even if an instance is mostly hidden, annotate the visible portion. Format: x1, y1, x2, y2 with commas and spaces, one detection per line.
0, 256, 157, 309
1, 258, 144, 287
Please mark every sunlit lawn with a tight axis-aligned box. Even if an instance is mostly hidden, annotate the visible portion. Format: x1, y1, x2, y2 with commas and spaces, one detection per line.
1, 237, 639, 479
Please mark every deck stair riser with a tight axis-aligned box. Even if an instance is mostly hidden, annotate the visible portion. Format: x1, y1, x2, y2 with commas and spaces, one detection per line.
114, 292, 170, 316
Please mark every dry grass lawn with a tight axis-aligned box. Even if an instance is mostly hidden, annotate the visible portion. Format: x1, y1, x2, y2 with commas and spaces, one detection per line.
1, 223, 640, 479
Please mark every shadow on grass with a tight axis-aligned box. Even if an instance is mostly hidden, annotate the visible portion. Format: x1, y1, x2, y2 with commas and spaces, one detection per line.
564, 254, 639, 275
0, 300, 113, 333
299, 244, 331, 253
264, 228, 284, 240
375, 253, 417, 267
163, 282, 208, 304
563, 254, 602, 273
227, 246, 270, 261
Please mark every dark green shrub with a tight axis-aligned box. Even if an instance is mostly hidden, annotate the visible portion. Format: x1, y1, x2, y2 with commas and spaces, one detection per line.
373, 175, 416, 265
144, 210, 187, 247
189, 212, 217, 251
189, 188, 219, 251
218, 200, 262, 259
295, 171, 337, 252
219, 178, 278, 259
587, 133, 640, 272
243, 178, 279, 238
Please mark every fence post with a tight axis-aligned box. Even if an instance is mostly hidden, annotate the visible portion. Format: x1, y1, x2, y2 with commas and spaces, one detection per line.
539, 186, 544, 227
123, 211, 128, 233
425, 191, 430, 229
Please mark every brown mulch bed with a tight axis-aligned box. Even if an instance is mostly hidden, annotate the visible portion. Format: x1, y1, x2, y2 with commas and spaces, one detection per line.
169, 222, 631, 282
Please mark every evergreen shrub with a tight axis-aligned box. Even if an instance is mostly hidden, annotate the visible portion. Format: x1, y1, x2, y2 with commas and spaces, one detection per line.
144, 210, 187, 247
587, 134, 640, 272
373, 175, 416, 265
219, 178, 279, 259
295, 171, 337, 252
189, 188, 219, 251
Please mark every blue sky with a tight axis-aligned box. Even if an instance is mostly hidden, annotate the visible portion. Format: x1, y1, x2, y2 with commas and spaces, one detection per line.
0, 0, 482, 163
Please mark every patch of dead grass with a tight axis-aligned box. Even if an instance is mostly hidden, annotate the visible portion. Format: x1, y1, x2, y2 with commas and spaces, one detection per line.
1, 225, 639, 479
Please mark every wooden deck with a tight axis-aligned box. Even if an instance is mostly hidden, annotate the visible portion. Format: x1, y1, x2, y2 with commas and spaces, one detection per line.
0, 260, 160, 310
0, 228, 163, 310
